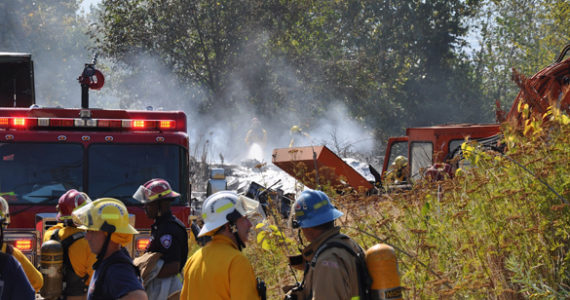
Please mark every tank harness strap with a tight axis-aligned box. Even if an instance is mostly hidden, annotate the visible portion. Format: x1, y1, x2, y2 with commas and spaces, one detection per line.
60, 232, 86, 271
51, 229, 89, 291
50, 230, 84, 270
190, 222, 200, 240
308, 235, 372, 300
50, 229, 61, 241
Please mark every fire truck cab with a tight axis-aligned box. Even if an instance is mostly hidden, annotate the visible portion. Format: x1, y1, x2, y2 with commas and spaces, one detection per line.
381, 123, 501, 183
0, 53, 191, 264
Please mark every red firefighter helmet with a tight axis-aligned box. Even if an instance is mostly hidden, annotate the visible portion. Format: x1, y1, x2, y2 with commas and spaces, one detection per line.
56, 189, 92, 222
133, 178, 180, 204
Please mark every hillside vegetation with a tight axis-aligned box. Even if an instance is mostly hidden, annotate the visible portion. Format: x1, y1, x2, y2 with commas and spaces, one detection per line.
245, 108, 569, 299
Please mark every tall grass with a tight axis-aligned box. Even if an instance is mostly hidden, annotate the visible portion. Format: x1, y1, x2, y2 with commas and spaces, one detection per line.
246, 108, 569, 299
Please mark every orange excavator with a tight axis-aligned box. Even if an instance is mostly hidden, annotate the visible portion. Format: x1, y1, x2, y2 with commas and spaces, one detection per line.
272, 44, 570, 193
502, 44, 570, 126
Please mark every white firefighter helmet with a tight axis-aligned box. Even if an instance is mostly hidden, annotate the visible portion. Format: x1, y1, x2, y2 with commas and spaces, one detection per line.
198, 191, 264, 237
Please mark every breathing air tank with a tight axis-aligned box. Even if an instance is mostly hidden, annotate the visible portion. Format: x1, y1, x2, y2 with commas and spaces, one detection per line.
40, 239, 64, 300
365, 243, 402, 300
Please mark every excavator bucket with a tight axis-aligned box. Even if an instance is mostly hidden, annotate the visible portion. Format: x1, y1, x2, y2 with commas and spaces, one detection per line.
272, 146, 373, 192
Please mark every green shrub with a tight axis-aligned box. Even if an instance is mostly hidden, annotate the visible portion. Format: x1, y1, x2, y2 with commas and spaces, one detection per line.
248, 107, 569, 299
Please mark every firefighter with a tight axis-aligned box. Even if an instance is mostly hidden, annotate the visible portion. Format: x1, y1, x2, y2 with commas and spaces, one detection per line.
0, 196, 44, 292
0, 196, 35, 299
289, 125, 310, 147
42, 189, 97, 300
71, 198, 147, 300
245, 117, 268, 148
180, 191, 264, 300
285, 189, 364, 300
385, 155, 409, 184
132, 178, 188, 299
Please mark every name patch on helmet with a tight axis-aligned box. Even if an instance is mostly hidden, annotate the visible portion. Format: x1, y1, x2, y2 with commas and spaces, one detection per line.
98, 203, 125, 216
160, 234, 173, 249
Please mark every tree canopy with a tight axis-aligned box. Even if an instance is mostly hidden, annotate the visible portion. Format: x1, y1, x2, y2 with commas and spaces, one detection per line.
94, 0, 493, 143
0, 0, 567, 153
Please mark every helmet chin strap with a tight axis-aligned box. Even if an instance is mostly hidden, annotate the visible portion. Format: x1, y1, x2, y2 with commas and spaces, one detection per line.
226, 210, 246, 251
93, 222, 116, 269
292, 219, 305, 248
297, 228, 305, 248
229, 223, 245, 251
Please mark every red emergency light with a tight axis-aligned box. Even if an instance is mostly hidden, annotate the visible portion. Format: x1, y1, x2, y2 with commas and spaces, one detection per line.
12, 118, 28, 127
159, 120, 174, 129
132, 120, 146, 128
136, 237, 150, 251
14, 239, 33, 251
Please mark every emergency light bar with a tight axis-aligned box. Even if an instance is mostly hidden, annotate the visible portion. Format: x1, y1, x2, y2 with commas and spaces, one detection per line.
0, 117, 177, 131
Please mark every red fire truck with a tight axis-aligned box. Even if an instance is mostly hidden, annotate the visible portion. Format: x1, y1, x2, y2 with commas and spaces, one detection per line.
0, 53, 191, 264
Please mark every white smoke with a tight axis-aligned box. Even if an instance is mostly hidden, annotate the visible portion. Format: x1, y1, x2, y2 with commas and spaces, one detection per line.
3, 3, 377, 167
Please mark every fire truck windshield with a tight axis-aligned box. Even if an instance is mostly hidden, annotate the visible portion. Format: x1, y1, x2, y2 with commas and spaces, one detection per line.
0, 142, 186, 206
0, 142, 83, 204
88, 144, 184, 205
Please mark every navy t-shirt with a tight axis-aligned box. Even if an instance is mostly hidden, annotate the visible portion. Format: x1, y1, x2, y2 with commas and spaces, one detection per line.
87, 249, 143, 300
0, 252, 34, 300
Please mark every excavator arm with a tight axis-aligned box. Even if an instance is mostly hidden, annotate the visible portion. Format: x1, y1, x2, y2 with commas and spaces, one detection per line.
503, 44, 570, 126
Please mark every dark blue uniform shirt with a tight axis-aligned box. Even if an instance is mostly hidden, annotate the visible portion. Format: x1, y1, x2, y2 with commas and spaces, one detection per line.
87, 249, 143, 300
147, 211, 188, 271
0, 252, 34, 300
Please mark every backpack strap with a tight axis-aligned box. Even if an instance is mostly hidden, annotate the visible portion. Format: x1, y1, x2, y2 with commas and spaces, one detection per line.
50, 229, 89, 295
60, 232, 85, 247
60, 232, 86, 275
309, 234, 357, 267
49, 229, 61, 242
51, 230, 85, 277
309, 235, 372, 300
